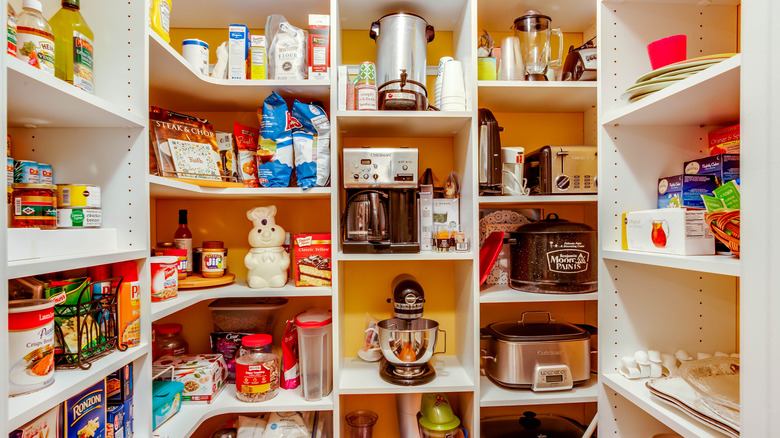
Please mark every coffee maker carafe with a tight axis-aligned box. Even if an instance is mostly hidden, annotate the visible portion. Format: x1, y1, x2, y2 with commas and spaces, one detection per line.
513, 10, 564, 81
343, 148, 420, 253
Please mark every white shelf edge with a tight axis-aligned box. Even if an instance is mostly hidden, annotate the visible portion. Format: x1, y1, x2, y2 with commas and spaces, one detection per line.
337, 251, 475, 262
479, 375, 598, 407
338, 356, 475, 395
602, 54, 741, 126
9, 343, 150, 429
479, 195, 598, 204
6, 55, 145, 128
152, 279, 332, 321
7, 248, 149, 279
479, 285, 598, 303
601, 374, 732, 438
601, 249, 740, 277
335, 110, 473, 119
477, 81, 597, 89
148, 175, 332, 199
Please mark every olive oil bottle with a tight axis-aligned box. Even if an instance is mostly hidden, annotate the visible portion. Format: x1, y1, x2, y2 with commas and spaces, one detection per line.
49, 0, 94, 93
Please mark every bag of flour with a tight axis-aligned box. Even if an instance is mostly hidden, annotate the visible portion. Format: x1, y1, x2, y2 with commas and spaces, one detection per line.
265, 15, 308, 80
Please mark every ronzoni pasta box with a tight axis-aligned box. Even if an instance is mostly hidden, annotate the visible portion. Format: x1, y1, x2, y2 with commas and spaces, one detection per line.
64, 380, 106, 438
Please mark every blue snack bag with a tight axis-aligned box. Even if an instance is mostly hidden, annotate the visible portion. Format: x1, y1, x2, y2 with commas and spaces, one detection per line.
258, 92, 294, 187
292, 100, 331, 188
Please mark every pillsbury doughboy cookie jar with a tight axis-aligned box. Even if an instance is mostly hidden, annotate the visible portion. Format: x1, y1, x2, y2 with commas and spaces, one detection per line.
245, 205, 289, 288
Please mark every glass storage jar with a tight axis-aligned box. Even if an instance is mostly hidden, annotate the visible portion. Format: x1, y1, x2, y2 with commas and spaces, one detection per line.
235, 334, 279, 402
153, 323, 188, 360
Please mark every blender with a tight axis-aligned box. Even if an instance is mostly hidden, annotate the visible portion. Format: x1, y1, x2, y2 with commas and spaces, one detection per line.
512, 10, 563, 81
377, 275, 446, 385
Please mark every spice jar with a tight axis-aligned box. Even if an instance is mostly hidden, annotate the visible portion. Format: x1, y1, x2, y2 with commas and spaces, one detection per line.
235, 334, 279, 402
12, 183, 56, 229
163, 248, 188, 279
153, 323, 188, 360
201, 240, 226, 278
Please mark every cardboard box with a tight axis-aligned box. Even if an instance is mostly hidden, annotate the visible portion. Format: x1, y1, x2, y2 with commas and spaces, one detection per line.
657, 174, 718, 209
106, 404, 124, 438
418, 185, 434, 251
228, 24, 249, 80
293, 233, 332, 287
153, 354, 227, 404
111, 397, 133, 438
684, 153, 740, 185
64, 380, 106, 438
708, 124, 739, 152
308, 15, 330, 80
10, 406, 60, 438
626, 208, 715, 255
107, 363, 134, 404
152, 381, 183, 430
250, 35, 266, 79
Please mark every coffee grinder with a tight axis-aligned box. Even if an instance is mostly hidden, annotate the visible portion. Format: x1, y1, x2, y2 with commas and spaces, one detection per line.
377, 275, 446, 385
342, 148, 419, 253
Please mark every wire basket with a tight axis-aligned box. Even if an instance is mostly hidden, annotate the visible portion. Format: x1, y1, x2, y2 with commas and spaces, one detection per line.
53, 277, 127, 370
705, 210, 740, 257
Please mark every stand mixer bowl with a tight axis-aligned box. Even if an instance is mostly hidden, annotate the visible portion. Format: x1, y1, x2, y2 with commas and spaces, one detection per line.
377, 318, 445, 366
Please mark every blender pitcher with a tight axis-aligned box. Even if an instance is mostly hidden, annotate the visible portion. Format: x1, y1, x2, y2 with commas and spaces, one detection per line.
513, 10, 563, 81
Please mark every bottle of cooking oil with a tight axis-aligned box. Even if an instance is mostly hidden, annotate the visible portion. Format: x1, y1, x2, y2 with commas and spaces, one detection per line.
16, 0, 55, 75
50, 0, 94, 93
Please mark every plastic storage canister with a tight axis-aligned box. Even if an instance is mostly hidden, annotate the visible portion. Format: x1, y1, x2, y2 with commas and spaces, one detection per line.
201, 240, 226, 278
235, 334, 279, 402
294, 309, 333, 401
149, 255, 178, 302
163, 248, 188, 279
153, 323, 188, 360
182, 39, 209, 75
12, 183, 56, 229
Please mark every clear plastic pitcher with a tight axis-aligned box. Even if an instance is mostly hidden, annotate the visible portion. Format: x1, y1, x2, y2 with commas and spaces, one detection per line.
295, 309, 333, 401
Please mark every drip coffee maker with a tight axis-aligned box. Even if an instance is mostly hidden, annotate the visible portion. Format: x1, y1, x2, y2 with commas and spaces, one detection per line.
377, 275, 446, 385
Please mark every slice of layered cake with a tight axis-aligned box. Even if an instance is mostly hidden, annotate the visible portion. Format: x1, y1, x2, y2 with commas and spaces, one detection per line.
297, 254, 332, 286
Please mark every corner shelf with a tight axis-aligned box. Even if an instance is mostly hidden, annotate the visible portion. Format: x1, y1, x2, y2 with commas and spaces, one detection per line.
478, 82, 597, 113
152, 279, 332, 321
479, 375, 598, 407
9, 343, 150, 430
339, 356, 474, 395
602, 54, 740, 127
335, 111, 472, 137
601, 374, 731, 438
6, 56, 144, 128
337, 251, 475, 262
480, 284, 598, 303
153, 386, 333, 437
601, 249, 740, 277
149, 175, 332, 200
479, 195, 598, 205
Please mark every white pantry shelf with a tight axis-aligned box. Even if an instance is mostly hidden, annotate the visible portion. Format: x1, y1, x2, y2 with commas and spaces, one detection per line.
337, 251, 475, 262
601, 374, 731, 438
9, 343, 150, 430
152, 279, 332, 321
602, 249, 740, 277
478, 81, 597, 113
154, 386, 333, 437
148, 32, 330, 112
480, 0, 596, 33
149, 175, 332, 200
5, 56, 145, 128
602, 54, 740, 127
480, 284, 598, 303
335, 111, 472, 137
339, 356, 474, 395
7, 248, 148, 280
479, 375, 598, 407
479, 195, 598, 205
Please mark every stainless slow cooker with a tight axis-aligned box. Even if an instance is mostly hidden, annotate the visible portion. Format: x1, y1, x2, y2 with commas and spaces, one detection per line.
508, 213, 597, 293
481, 312, 592, 391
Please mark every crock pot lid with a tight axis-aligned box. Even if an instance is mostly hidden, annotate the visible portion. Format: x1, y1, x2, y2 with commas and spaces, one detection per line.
481, 412, 586, 438
485, 319, 589, 342
510, 213, 594, 234
295, 308, 333, 327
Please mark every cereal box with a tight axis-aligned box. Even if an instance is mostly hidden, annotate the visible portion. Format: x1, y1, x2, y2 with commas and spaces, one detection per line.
64, 380, 106, 438
153, 354, 227, 404
293, 234, 331, 287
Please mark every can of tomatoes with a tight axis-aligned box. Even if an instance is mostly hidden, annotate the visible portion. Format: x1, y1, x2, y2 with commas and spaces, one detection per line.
9, 299, 55, 396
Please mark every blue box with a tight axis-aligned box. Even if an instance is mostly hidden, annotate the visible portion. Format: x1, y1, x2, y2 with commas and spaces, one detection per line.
152, 381, 184, 430
107, 363, 133, 403
64, 380, 106, 438
106, 404, 124, 438
657, 174, 718, 209
684, 153, 740, 185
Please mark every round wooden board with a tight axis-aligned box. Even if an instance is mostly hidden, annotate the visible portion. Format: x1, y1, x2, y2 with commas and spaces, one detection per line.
178, 273, 235, 289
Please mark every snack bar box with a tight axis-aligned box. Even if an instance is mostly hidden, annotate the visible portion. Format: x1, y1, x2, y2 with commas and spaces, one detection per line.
625, 208, 715, 256
64, 380, 107, 438
153, 354, 227, 404
293, 233, 332, 287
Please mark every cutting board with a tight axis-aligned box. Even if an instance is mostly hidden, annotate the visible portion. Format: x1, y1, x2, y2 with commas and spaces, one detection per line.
179, 273, 235, 289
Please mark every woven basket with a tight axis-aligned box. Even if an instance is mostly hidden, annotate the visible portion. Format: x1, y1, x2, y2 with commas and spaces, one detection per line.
705, 210, 740, 257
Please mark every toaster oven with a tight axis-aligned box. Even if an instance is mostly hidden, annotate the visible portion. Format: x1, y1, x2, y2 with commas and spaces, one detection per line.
524, 145, 598, 195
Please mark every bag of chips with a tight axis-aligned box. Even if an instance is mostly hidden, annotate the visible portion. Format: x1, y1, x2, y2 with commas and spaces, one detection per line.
257, 92, 293, 187
291, 100, 330, 188
234, 122, 260, 187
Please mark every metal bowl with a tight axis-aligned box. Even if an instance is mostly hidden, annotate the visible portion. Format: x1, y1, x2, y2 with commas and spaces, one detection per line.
377, 318, 445, 366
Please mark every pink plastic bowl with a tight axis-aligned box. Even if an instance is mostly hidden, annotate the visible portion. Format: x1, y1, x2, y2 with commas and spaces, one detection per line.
647, 35, 687, 70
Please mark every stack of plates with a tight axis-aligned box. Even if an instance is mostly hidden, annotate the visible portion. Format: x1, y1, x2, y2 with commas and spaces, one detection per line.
621, 53, 737, 102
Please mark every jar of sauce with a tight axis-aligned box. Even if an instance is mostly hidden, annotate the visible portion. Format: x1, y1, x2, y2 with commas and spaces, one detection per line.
201, 240, 226, 278
163, 248, 188, 279
12, 183, 56, 229
153, 323, 188, 360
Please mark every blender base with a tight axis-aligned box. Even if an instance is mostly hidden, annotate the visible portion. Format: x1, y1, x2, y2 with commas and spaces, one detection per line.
526, 73, 549, 81
379, 359, 436, 386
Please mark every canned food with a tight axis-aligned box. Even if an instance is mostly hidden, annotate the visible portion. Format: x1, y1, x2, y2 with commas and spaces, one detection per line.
56, 184, 100, 208
13, 160, 38, 184
12, 183, 56, 229
38, 163, 53, 185
9, 299, 55, 396
56, 208, 101, 228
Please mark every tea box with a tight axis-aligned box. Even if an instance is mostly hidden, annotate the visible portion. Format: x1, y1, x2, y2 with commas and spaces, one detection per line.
625, 208, 715, 256
657, 174, 718, 209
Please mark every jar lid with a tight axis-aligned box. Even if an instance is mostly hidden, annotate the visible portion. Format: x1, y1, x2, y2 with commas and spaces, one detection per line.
155, 323, 182, 334
295, 309, 333, 328
163, 249, 187, 256
203, 241, 224, 249
242, 334, 272, 347
156, 242, 177, 249
12, 183, 56, 190
150, 256, 179, 264
509, 213, 594, 234
182, 39, 209, 48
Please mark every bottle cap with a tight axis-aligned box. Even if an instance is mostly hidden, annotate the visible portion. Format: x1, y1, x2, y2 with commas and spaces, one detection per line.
62, 0, 79, 9
22, 0, 42, 11
203, 241, 224, 249
242, 334, 272, 347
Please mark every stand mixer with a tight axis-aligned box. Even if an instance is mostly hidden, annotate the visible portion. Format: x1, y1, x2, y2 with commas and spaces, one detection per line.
377, 274, 446, 385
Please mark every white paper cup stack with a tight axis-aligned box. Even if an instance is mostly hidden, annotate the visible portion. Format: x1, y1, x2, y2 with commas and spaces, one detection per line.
434, 56, 454, 109
440, 60, 466, 111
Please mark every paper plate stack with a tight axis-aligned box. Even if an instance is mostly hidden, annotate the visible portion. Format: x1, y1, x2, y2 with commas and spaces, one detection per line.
622, 53, 737, 102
